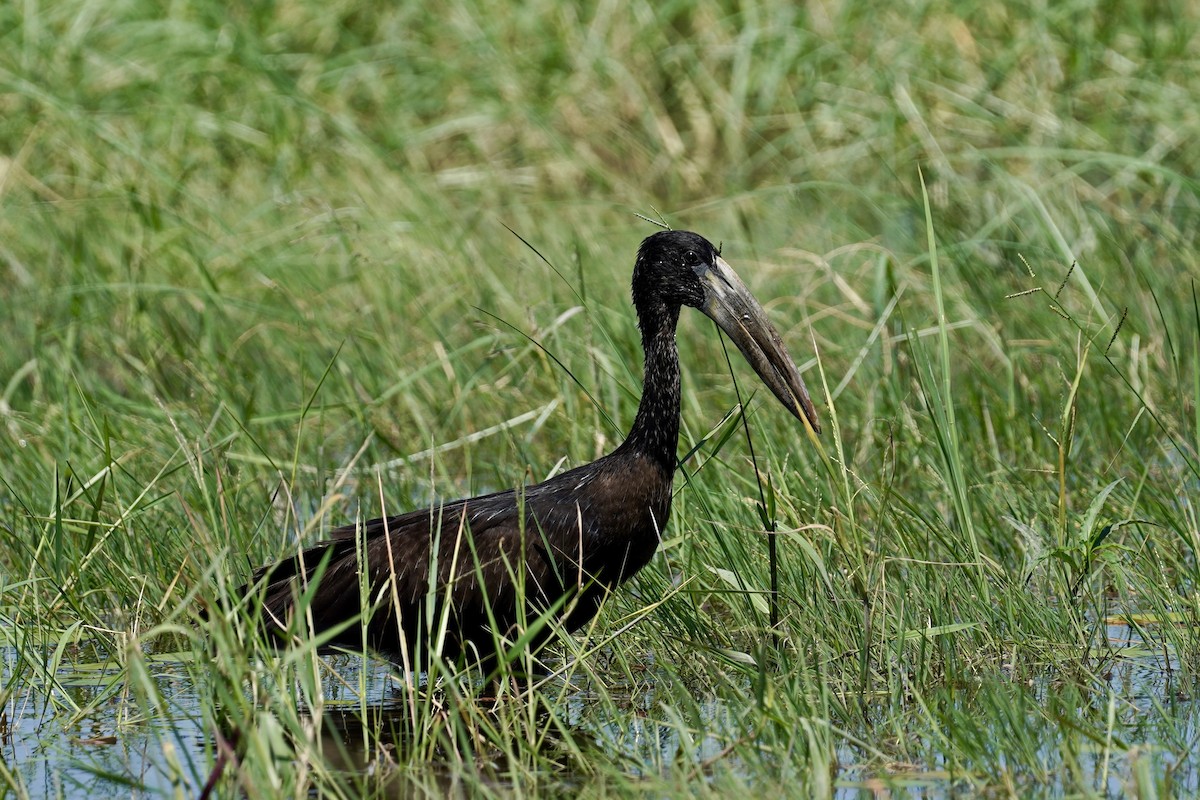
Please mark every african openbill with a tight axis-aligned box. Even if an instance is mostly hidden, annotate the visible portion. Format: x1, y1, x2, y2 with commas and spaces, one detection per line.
240, 230, 819, 670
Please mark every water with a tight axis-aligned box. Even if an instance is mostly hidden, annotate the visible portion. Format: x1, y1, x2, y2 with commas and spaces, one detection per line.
2, 647, 209, 797
1, 621, 1195, 797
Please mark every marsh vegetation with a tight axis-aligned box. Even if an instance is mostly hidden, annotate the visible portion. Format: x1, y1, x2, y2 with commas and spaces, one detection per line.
2, 0, 1199, 796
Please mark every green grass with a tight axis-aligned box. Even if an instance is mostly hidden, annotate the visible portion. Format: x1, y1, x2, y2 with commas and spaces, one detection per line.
2, 0, 1200, 796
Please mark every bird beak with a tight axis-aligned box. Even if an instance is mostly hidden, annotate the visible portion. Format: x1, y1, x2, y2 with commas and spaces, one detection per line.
698, 256, 821, 434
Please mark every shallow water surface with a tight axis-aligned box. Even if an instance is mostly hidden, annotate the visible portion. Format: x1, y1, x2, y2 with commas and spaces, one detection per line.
1, 620, 1196, 797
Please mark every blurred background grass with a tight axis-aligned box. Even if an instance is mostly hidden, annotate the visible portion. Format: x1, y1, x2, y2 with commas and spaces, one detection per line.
2, 0, 1199, 796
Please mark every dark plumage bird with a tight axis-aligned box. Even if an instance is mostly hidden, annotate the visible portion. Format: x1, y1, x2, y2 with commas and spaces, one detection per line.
241, 230, 819, 670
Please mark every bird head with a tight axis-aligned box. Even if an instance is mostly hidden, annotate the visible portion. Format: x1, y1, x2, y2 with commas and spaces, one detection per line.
633, 230, 821, 435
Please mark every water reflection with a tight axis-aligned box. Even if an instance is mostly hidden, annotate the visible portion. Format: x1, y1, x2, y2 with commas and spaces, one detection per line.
1, 618, 1196, 797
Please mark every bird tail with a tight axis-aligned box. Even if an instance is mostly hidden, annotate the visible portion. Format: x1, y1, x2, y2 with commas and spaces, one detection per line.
237, 535, 359, 644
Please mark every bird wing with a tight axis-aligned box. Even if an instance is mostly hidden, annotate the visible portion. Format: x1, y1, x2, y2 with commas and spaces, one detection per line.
244, 457, 665, 660
248, 486, 575, 659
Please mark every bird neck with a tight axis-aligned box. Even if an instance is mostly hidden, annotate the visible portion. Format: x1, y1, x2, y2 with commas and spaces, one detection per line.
622, 301, 682, 471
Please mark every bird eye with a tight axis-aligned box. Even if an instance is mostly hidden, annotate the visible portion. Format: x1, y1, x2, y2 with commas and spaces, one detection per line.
684, 250, 701, 267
